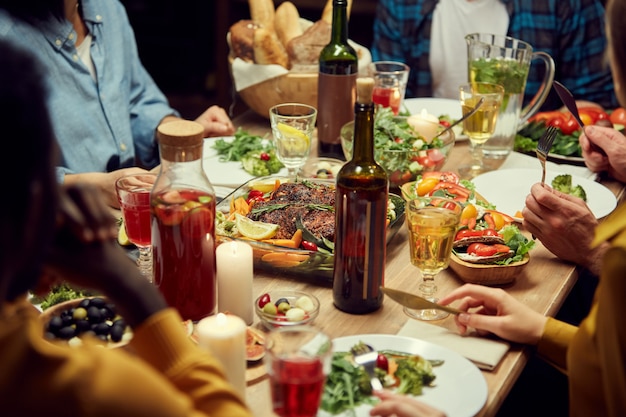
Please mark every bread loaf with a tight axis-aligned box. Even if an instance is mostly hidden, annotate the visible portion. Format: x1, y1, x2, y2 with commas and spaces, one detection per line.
253, 27, 289, 68
287, 20, 331, 67
249, 0, 275, 30
275, 1, 303, 48
229, 20, 259, 62
321, 0, 353, 24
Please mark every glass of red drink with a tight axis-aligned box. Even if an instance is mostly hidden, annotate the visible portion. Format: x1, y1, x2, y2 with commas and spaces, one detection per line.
151, 188, 217, 321
115, 173, 157, 282
266, 326, 332, 417
369, 61, 410, 115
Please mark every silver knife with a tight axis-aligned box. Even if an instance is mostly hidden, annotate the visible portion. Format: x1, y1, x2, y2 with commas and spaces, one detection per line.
381, 287, 462, 315
552, 80, 607, 156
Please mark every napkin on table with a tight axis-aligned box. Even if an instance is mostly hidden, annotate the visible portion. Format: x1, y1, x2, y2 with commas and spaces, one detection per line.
397, 320, 509, 371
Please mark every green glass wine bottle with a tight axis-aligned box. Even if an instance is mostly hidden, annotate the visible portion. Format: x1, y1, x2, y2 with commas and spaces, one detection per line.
317, 0, 358, 160
332, 77, 389, 314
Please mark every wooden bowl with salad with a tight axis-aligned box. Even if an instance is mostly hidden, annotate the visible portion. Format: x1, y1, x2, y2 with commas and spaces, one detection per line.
400, 172, 534, 286
340, 107, 455, 189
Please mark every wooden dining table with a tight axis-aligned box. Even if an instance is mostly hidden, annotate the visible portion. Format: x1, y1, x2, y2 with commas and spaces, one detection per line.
226, 109, 626, 417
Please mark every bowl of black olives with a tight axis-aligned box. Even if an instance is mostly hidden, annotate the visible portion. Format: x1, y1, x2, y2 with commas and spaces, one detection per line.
40, 297, 133, 349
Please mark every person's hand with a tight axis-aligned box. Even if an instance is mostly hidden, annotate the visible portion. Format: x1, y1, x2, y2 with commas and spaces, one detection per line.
369, 390, 446, 417
522, 183, 608, 276
580, 125, 626, 183
195, 105, 235, 137
438, 284, 547, 345
43, 183, 167, 327
64, 167, 149, 209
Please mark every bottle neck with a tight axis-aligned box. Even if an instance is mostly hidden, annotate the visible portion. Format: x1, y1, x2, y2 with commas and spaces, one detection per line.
351, 103, 376, 162
156, 144, 213, 192
331, 0, 349, 44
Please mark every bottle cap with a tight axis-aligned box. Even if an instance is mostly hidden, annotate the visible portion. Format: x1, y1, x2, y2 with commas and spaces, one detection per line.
157, 120, 204, 161
356, 77, 374, 105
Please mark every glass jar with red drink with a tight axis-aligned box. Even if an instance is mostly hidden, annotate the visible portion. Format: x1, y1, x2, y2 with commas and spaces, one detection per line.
151, 120, 217, 321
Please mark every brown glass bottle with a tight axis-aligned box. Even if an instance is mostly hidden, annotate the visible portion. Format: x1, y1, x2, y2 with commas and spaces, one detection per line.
332, 78, 388, 314
317, 0, 358, 160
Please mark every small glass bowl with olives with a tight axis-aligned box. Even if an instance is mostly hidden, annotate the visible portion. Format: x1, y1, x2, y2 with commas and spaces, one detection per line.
254, 290, 320, 330
40, 297, 133, 349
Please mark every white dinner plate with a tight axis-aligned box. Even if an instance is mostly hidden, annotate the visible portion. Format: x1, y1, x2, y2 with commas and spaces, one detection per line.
202, 137, 287, 189
318, 334, 487, 417
472, 168, 618, 222
403, 98, 466, 140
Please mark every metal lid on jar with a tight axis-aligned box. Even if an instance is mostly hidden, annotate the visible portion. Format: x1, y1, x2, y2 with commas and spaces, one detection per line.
157, 120, 204, 161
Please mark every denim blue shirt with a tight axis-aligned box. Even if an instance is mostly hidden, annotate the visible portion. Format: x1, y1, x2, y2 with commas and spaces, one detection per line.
0, 0, 178, 181
371, 0, 618, 111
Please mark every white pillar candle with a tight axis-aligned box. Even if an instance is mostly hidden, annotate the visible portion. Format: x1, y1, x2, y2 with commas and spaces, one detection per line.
216, 241, 254, 325
407, 108, 440, 143
196, 313, 247, 399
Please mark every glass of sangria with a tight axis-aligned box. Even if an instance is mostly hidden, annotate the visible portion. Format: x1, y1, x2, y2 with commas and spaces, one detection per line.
115, 173, 157, 282
369, 61, 410, 115
266, 326, 332, 417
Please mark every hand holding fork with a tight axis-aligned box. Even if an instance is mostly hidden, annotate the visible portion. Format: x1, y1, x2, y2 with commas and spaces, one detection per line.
535, 126, 559, 185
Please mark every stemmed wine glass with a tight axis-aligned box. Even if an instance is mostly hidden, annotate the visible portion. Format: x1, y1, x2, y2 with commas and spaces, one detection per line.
458, 82, 505, 179
405, 196, 462, 320
269, 103, 317, 178
115, 173, 157, 282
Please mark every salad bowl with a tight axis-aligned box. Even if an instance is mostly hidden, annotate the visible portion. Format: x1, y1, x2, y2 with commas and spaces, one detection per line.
340, 108, 455, 189
449, 253, 530, 286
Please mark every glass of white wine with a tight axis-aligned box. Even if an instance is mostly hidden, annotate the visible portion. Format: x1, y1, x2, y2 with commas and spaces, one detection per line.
269, 103, 318, 178
458, 82, 505, 179
405, 197, 462, 321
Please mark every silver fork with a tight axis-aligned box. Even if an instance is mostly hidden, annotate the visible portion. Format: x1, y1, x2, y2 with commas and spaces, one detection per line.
535, 126, 559, 185
351, 343, 383, 392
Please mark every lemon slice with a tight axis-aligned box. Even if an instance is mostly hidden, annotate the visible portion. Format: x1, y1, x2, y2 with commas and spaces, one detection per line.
276, 123, 310, 154
235, 213, 279, 240
117, 219, 131, 246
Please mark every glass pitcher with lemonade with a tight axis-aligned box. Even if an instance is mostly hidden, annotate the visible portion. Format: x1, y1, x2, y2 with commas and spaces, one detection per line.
466, 33, 555, 160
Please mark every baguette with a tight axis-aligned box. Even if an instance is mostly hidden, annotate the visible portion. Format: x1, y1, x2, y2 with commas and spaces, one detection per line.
253, 27, 289, 68
249, 0, 275, 30
275, 1, 303, 48
321, 0, 353, 24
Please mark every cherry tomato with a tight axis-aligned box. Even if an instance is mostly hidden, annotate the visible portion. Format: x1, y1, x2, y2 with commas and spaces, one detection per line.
560, 117, 580, 135
460, 203, 477, 221
455, 229, 484, 240
492, 244, 512, 254
485, 210, 515, 226
301, 241, 318, 251
422, 171, 460, 184
258, 293, 271, 308
376, 354, 389, 371
439, 120, 451, 128
415, 155, 436, 168
467, 243, 498, 257
426, 148, 445, 165
260, 152, 270, 161
610, 107, 626, 125
579, 107, 610, 123
416, 177, 440, 196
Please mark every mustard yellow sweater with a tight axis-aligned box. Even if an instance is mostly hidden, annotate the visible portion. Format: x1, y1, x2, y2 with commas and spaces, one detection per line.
0, 303, 253, 417
537, 203, 626, 417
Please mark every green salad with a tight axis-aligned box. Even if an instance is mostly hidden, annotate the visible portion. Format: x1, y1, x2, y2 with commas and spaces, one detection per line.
320, 342, 440, 415
212, 128, 283, 176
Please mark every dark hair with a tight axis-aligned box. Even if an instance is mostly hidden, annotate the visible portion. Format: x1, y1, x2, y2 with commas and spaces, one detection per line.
0, 0, 65, 21
606, 0, 626, 106
0, 39, 59, 300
